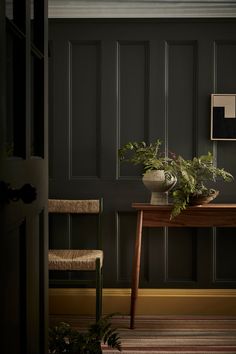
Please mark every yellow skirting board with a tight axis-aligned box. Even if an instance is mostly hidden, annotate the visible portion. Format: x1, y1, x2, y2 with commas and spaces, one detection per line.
49, 288, 236, 316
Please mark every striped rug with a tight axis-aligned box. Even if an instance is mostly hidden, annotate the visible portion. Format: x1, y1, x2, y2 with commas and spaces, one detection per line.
50, 315, 236, 354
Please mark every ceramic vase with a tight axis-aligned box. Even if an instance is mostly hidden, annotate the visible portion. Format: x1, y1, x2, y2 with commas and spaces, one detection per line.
142, 170, 177, 205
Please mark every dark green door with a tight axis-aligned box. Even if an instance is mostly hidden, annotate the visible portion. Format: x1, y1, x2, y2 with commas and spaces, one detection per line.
0, 1, 48, 353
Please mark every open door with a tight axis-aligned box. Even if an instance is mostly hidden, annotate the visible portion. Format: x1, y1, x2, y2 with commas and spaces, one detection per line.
0, 1, 48, 353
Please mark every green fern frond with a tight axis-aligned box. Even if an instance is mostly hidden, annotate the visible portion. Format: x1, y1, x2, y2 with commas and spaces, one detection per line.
49, 314, 122, 353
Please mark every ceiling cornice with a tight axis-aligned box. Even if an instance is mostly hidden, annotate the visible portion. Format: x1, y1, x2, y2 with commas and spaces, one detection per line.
48, 1, 236, 18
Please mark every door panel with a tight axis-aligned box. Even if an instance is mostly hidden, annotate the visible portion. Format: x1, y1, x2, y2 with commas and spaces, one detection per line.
4, 223, 27, 354
0, 1, 48, 353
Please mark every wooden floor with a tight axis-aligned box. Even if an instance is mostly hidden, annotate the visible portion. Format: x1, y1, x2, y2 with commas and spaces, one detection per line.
50, 315, 236, 353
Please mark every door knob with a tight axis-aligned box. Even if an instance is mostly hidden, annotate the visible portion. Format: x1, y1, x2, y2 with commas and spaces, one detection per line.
0, 181, 37, 205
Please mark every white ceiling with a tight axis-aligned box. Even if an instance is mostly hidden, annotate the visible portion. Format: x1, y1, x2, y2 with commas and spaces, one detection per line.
48, 0, 236, 18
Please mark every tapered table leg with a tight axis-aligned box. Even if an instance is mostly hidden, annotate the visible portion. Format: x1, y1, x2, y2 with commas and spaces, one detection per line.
130, 210, 143, 329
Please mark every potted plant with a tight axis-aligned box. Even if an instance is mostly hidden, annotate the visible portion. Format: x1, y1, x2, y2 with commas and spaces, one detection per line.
118, 140, 177, 205
49, 314, 122, 353
170, 152, 234, 218
119, 140, 234, 218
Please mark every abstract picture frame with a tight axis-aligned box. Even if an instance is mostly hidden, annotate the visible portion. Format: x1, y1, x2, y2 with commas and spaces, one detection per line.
210, 94, 236, 141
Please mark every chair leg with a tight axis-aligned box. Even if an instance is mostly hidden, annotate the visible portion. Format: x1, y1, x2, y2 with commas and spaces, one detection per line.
100, 265, 103, 317
96, 258, 102, 322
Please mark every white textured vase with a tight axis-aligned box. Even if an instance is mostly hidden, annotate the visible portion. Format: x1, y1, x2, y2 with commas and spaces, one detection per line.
142, 170, 177, 205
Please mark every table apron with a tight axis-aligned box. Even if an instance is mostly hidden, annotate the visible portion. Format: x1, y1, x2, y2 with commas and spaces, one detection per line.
142, 210, 236, 227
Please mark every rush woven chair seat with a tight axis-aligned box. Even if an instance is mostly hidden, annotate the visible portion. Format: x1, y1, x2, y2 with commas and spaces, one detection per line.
48, 199, 103, 321
49, 250, 103, 271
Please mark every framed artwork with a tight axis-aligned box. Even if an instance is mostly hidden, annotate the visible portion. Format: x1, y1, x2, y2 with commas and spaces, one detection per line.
211, 94, 236, 140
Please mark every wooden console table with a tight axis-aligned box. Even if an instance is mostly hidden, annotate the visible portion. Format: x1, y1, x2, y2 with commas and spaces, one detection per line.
130, 203, 236, 329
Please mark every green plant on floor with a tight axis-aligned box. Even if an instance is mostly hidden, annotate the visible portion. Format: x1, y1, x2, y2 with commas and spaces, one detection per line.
170, 152, 234, 218
49, 314, 122, 353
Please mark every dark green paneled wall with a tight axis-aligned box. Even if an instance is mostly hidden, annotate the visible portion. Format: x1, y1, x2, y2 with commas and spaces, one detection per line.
49, 19, 236, 288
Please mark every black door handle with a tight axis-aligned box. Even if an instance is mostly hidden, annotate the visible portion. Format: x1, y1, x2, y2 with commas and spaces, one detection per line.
0, 181, 37, 205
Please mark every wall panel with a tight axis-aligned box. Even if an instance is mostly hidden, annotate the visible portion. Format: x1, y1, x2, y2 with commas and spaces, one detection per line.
213, 41, 236, 285
214, 41, 236, 200
49, 214, 70, 249
214, 228, 236, 283
215, 41, 236, 93
69, 41, 101, 179
117, 212, 149, 284
49, 20, 236, 289
116, 212, 136, 282
166, 41, 197, 158
166, 229, 197, 282
118, 41, 149, 178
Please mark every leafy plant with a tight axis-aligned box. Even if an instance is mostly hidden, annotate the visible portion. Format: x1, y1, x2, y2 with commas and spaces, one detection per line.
118, 140, 173, 172
170, 152, 234, 218
118, 140, 234, 218
49, 314, 122, 353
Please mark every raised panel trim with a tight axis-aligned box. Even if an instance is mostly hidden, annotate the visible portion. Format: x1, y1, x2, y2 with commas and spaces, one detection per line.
117, 41, 150, 180
213, 40, 236, 93
212, 227, 236, 283
164, 228, 198, 283
68, 40, 101, 180
48, 1, 236, 19
165, 40, 198, 157
116, 211, 149, 283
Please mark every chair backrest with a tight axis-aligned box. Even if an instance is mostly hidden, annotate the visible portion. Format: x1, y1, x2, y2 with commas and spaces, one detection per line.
48, 199, 103, 249
48, 199, 101, 214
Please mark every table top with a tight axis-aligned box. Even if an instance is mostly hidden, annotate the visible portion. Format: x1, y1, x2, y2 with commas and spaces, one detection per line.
132, 203, 236, 210
131, 203, 236, 227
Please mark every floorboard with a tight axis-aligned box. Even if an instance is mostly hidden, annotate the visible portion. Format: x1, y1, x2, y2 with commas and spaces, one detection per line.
49, 315, 236, 353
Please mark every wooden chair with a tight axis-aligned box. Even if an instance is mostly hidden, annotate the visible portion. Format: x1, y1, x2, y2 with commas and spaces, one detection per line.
48, 199, 103, 321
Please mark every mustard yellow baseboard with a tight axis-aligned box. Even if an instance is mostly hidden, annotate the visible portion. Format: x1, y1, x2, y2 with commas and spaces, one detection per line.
49, 288, 236, 316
